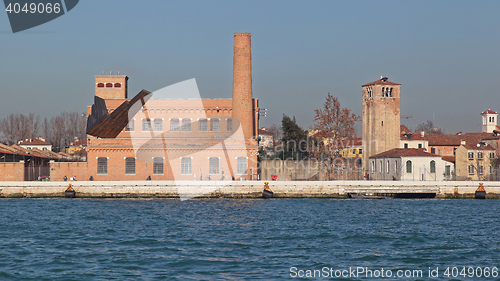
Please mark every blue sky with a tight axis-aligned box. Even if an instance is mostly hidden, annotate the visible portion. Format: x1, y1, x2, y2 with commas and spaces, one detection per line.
1, 0, 499, 134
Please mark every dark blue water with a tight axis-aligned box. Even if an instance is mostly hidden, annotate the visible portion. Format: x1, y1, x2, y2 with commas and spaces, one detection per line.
1, 199, 499, 280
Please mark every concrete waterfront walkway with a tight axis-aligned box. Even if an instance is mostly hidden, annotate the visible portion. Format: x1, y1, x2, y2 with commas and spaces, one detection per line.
1, 180, 499, 198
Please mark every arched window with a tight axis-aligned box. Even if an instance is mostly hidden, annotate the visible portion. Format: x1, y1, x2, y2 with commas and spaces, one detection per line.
142, 119, 151, 132
154, 119, 163, 132
114, 83, 121, 88
209, 157, 219, 174
430, 160, 435, 173
406, 160, 412, 173
182, 119, 191, 132
97, 157, 107, 174
170, 119, 179, 132
125, 157, 135, 175
387, 161, 390, 174
237, 157, 247, 175
97, 83, 104, 88
382, 87, 385, 97
389, 88, 393, 97
153, 157, 163, 175
210, 118, 219, 132
181, 157, 191, 174
105, 83, 113, 88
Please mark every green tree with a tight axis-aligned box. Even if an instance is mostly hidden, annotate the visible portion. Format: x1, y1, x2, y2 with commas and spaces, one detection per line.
276, 115, 308, 160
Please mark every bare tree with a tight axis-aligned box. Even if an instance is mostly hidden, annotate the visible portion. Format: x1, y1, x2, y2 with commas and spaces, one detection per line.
40, 112, 87, 152
414, 120, 444, 134
309, 93, 359, 180
0, 113, 40, 145
267, 123, 283, 145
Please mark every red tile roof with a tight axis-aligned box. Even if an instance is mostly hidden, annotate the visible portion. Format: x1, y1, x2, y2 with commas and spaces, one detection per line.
441, 156, 455, 163
362, 77, 400, 87
426, 133, 494, 146
370, 148, 439, 158
69, 139, 87, 146
18, 138, 51, 146
481, 109, 497, 115
400, 133, 427, 141
400, 125, 412, 134
463, 143, 495, 151
258, 129, 274, 136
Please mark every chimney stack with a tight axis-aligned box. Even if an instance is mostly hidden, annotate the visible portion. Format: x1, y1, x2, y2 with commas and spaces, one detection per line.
232, 33, 253, 139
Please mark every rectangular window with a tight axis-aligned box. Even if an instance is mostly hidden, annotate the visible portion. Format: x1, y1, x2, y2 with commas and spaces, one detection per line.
153, 157, 164, 175
359, 149, 362, 154
445, 165, 451, 176
352, 149, 356, 155
169, 119, 179, 132
237, 157, 247, 175
386, 161, 390, 174
125, 119, 134, 132
478, 152, 483, 159
404, 143, 408, 149
154, 119, 163, 132
142, 119, 151, 132
418, 143, 422, 149
199, 119, 208, 132
431, 147, 435, 154
97, 157, 107, 175
490, 152, 495, 158
468, 165, 474, 174
181, 157, 191, 174
226, 118, 232, 132
125, 157, 135, 175
490, 166, 493, 174
210, 118, 219, 132
468, 152, 474, 159
182, 119, 191, 132
479, 165, 484, 174
209, 157, 219, 174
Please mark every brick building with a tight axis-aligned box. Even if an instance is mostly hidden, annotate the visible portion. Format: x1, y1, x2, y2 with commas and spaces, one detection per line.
84, 33, 260, 181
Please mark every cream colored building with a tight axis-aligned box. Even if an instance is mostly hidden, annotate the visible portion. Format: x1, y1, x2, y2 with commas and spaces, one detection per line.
455, 141, 496, 181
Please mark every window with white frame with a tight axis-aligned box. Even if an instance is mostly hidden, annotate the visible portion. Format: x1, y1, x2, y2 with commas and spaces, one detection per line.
199, 119, 208, 132
97, 157, 107, 175
125, 157, 135, 175
182, 119, 191, 132
181, 157, 191, 174
125, 119, 134, 132
153, 157, 163, 175
226, 118, 232, 132
237, 157, 247, 175
209, 157, 219, 174
468, 152, 474, 159
210, 118, 219, 132
154, 119, 163, 132
142, 119, 151, 132
468, 165, 474, 174
170, 119, 179, 132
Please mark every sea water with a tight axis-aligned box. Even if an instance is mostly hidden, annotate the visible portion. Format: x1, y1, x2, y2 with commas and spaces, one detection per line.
0, 198, 499, 280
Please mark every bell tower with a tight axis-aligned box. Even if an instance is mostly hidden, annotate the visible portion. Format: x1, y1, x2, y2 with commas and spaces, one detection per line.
362, 77, 401, 173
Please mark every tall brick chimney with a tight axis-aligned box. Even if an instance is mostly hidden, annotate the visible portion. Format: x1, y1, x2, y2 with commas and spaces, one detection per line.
232, 32, 253, 139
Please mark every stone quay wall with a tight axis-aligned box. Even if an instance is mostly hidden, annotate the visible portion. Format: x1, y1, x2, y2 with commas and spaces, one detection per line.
1, 181, 499, 198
